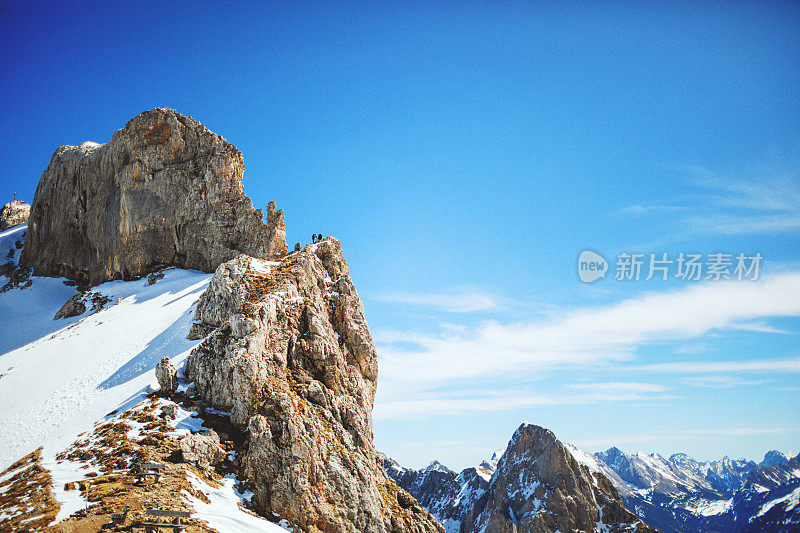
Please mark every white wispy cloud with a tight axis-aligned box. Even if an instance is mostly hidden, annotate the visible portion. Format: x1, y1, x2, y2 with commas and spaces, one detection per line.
375, 271, 800, 418
380, 290, 500, 312
636, 358, 800, 373
621, 168, 800, 235
729, 321, 791, 334
572, 426, 797, 449
568, 382, 668, 393
680, 375, 765, 388
619, 204, 688, 215
373, 385, 671, 420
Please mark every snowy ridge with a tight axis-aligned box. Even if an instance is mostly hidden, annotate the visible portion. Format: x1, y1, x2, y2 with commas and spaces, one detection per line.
0, 230, 237, 526
0, 265, 211, 470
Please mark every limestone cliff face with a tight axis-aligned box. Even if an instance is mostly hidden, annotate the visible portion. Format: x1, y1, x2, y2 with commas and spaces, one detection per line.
462, 424, 656, 533
185, 240, 442, 533
21, 108, 286, 285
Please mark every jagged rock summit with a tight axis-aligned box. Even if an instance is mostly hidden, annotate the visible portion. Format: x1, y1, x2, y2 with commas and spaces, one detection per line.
0, 199, 30, 230
21, 108, 286, 285
185, 240, 442, 532
462, 423, 655, 533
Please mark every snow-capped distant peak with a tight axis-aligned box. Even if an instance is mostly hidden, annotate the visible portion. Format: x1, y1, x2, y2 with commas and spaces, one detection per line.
479, 449, 504, 472
761, 450, 791, 466
422, 460, 451, 474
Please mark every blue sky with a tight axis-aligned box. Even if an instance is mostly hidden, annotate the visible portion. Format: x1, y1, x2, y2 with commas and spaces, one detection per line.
1, 1, 798, 469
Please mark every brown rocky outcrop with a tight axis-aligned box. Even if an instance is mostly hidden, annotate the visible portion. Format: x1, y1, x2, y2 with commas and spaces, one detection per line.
0, 200, 30, 231
53, 294, 86, 319
179, 429, 226, 470
185, 240, 442, 533
20, 108, 286, 285
461, 424, 656, 533
155, 356, 177, 393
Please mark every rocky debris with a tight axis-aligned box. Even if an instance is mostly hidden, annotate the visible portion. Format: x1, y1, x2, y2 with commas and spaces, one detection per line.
462, 424, 655, 533
180, 429, 226, 470
161, 404, 179, 419
155, 356, 177, 393
53, 291, 111, 320
54, 294, 87, 319
0, 200, 30, 231
146, 271, 165, 285
20, 108, 287, 286
0, 265, 32, 292
185, 239, 442, 532
90, 292, 110, 312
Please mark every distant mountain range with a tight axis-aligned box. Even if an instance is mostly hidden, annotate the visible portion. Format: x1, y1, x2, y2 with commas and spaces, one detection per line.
384, 425, 798, 532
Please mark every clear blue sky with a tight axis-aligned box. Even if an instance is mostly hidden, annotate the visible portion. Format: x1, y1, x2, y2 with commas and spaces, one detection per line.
2, 1, 799, 469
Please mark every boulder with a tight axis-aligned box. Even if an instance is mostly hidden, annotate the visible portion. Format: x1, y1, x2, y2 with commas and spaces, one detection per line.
20, 108, 287, 285
0, 200, 30, 231
161, 404, 179, 420
154, 356, 177, 393
180, 430, 225, 469
54, 294, 86, 319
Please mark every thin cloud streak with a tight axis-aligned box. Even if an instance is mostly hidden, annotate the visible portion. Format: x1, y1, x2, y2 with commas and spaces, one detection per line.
572, 426, 797, 449
680, 376, 765, 388
375, 272, 800, 418
636, 359, 800, 373
380, 290, 500, 312
373, 387, 672, 420
623, 169, 800, 235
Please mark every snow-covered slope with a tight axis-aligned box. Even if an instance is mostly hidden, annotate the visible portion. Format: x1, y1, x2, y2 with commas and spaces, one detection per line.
585, 445, 796, 532
0, 229, 211, 470
0, 230, 298, 531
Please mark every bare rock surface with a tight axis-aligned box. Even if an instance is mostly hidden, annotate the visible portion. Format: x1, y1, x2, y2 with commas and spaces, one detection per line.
186, 239, 442, 533
180, 429, 226, 470
155, 356, 177, 393
53, 294, 86, 319
462, 423, 656, 533
21, 108, 286, 285
0, 200, 30, 231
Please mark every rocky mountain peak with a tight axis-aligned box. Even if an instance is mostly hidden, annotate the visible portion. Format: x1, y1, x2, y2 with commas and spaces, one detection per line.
0, 200, 30, 231
761, 450, 790, 466
184, 238, 441, 532
21, 108, 286, 285
462, 423, 654, 533
422, 461, 452, 474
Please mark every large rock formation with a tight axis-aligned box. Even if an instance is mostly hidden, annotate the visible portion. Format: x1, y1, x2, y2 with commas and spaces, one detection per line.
0, 200, 29, 231
462, 424, 655, 533
185, 240, 442, 533
21, 108, 286, 285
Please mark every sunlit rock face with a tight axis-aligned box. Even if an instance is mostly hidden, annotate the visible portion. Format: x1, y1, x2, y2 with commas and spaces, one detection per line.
186, 240, 443, 533
462, 424, 656, 533
21, 108, 286, 285
0, 200, 30, 231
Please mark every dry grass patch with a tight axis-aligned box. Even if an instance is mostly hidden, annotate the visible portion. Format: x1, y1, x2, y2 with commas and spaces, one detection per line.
0, 447, 60, 531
